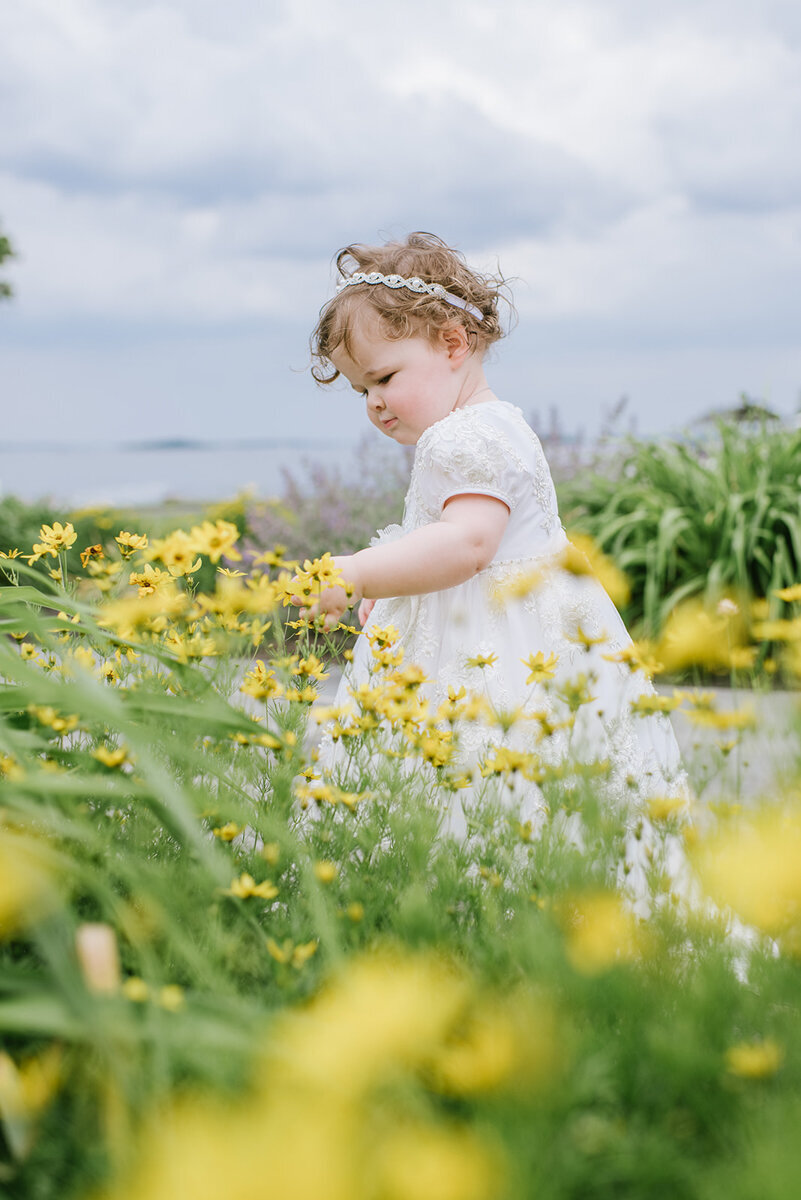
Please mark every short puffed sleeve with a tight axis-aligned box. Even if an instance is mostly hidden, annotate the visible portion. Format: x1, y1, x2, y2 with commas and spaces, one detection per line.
413, 407, 528, 520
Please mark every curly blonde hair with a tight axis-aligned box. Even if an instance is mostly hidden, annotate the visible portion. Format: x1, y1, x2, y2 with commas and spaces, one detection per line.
310, 232, 513, 384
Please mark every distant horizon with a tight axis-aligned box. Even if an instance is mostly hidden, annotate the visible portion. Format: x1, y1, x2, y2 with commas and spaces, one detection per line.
1, 1, 798, 451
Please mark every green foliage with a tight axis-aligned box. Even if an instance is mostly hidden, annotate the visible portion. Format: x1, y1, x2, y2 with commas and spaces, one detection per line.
558, 419, 801, 638
0, 221, 15, 301
1, 572, 800, 1199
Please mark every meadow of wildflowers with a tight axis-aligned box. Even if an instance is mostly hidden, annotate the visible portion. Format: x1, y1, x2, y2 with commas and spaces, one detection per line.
0, 492, 801, 1199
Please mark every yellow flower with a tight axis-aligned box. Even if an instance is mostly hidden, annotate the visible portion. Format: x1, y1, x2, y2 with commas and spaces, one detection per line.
293, 654, 330, 681
240, 662, 284, 701
153, 530, 203, 577
465, 653, 498, 669
115, 530, 149, 558
223, 874, 279, 900
91, 745, 130, 769
692, 803, 801, 937
684, 706, 756, 732
28, 705, 79, 734
556, 673, 596, 713
480, 746, 544, 782
728, 646, 758, 670
122, 977, 150, 1003
774, 583, 801, 602
629, 692, 682, 716
346, 901, 365, 922
159, 984, 185, 1012
37, 521, 77, 553
0, 832, 57, 939
372, 1122, 499, 1200
252, 544, 289, 569
366, 624, 400, 650
567, 624, 608, 649
266, 937, 318, 969
0, 1045, 62, 1158
561, 533, 630, 608
213, 822, 242, 842
189, 519, 242, 564
79, 543, 104, 569
128, 562, 173, 597
561, 891, 643, 975
725, 1039, 783, 1079
752, 617, 801, 642
521, 651, 558, 683
603, 641, 664, 677
314, 860, 338, 884
657, 598, 748, 673
648, 794, 690, 822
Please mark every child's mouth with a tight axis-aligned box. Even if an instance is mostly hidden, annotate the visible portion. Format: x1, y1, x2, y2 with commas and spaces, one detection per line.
382, 417, 398, 429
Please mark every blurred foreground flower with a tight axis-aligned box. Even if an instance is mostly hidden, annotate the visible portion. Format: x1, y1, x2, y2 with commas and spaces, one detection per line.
0, 830, 58, 939
100, 953, 524, 1200
725, 1039, 783, 1080
0, 1045, 62, 1161
561, 532, 630, 609
692, 803, 801, 943
560, 891, 645, 975
657, 597, 748, 673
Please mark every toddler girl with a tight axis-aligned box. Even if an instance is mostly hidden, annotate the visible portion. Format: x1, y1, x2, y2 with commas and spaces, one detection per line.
301, 232, 685, 833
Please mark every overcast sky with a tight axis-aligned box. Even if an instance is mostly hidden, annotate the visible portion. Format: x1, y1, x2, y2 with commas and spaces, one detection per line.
2, 0, 800, 447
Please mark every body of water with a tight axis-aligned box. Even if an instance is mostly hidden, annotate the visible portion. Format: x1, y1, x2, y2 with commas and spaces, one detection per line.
0, 440, 359, 508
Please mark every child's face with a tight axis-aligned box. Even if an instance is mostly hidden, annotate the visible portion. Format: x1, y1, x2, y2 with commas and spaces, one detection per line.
330, 317, 467, 445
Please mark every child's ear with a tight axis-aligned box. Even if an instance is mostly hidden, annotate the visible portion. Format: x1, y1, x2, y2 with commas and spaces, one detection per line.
439, 323, 472, 364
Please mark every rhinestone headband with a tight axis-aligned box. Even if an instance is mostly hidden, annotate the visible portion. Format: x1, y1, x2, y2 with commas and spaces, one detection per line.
336, 271, 484, 322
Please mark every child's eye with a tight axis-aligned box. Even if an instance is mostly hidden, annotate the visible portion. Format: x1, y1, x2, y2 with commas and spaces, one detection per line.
377, 373, 394, 385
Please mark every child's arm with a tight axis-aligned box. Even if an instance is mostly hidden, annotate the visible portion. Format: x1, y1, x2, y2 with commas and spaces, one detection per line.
296, 494, 509, 628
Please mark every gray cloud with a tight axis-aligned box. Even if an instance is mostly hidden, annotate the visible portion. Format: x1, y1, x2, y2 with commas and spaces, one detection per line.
1, 0, 799, 446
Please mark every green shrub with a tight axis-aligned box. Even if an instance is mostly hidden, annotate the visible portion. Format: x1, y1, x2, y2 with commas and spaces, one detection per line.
558, 419, 801, 638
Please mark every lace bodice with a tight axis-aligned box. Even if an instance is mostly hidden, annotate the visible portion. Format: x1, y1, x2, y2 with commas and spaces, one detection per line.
403, 401, 563, 556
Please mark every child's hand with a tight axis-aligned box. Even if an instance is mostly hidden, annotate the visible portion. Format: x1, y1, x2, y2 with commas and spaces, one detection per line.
291, 555, 361, 631
358, 598, 376, 627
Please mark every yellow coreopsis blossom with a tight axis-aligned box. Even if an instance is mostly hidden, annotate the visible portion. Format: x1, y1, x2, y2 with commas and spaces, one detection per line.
603, 641, 664, 677
115, 530, 149, 558
223, 874, 279, 901
556, 673, 597, 713
561, 532, 630, 608
129, 563, 173, 597
152, 530, 203, 577
0, 1045, 62, 1159
0, 832, 58, 939
92, 745, 130, 769
630, 693, 682, 716
684, 706, 756, 732
36, 522, 77, 553
28, 705, 79, 734
522, 651, 559, 683
465, 653, 498, 669
212, 822, 242, 842
266, 937, 319, 969
561, 891, 644, 975
657, 597, 748, 673
190, 519, 242, 563
292, 654, 329, 681
480, 746, 544, 782
725, 1039, 783, 1080
774, 583, 801, 603
692, 803, 801, 939
314, 860, 338, 884
752, 617, 801, 642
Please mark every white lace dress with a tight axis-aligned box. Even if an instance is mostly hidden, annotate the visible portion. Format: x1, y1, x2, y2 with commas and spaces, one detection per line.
324, 400, 686, 843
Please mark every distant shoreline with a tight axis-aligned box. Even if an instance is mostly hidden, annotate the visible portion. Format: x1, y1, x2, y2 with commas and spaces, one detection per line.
0, 436, 355, 454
